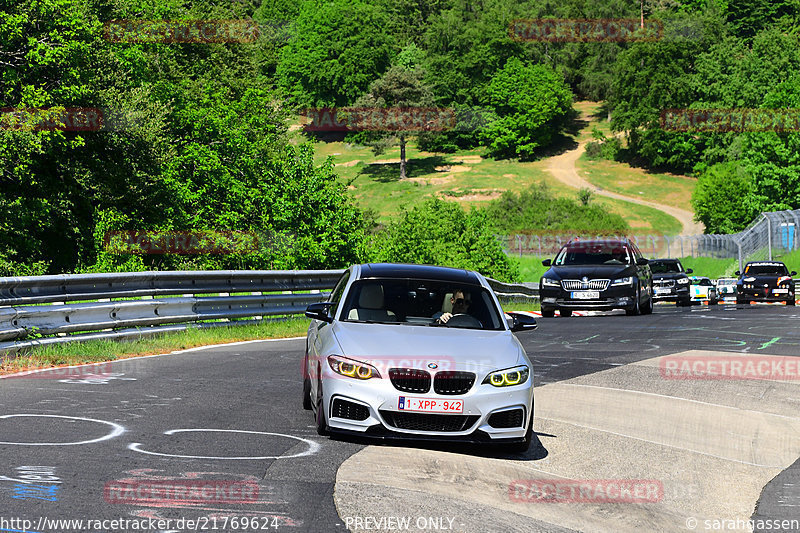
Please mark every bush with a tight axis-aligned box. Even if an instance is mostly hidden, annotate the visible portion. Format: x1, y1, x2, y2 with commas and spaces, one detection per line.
367, 198, 520, 282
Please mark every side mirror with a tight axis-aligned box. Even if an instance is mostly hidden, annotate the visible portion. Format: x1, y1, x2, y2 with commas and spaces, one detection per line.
686, 268, 693, 274
637, 257, 649, 266
507, 312, 538, 332
305, 302, 334, 323
792, 271, 797, 276
735, 271, 741, 276
541, 259, 552, 267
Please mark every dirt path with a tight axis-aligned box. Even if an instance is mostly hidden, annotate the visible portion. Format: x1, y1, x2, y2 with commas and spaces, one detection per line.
545, 111, 704, 236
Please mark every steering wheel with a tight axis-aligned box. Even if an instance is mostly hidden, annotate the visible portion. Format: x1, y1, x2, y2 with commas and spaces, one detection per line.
442, 313, 482, 328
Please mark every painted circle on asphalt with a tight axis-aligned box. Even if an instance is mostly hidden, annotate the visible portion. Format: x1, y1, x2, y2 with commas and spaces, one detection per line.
128, 428, 320, 460
0, 414, 126, 446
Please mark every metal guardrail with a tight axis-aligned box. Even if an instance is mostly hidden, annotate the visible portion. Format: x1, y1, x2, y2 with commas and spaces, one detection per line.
0, 270, 538, 355
0, 270, 344, 354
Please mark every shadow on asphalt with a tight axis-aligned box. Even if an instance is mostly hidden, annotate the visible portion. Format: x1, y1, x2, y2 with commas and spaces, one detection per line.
329, 431, 551, 462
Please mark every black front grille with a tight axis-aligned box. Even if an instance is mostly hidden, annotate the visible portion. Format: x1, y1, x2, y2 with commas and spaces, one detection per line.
331, 398, 370, 421
488, 409, 524, 429
379, 411, 479, 432
433, 371, 476, 395
389, 368, 431, 393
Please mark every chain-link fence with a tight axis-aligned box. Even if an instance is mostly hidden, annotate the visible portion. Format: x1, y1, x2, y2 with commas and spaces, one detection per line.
499, 209, 800, 272
674, 210, 800, 270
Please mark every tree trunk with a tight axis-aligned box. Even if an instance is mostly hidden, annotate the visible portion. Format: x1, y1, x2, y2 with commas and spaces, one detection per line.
399, 135, 407, 179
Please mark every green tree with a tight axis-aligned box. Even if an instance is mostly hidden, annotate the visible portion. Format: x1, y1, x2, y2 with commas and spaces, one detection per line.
276, 0, 394, 107
348, 61, 435, 180
368, 198, 520, 282
691, 162, 759, 233
480, 58, 573, 159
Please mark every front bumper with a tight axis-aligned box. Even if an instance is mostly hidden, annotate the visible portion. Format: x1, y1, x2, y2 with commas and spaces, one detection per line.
540, 285, 636, 310
738, 287, 794, 301
321, 368, 533, 441
652, 286, 690, 302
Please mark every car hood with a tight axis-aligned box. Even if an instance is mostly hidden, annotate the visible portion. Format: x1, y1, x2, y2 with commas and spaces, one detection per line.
544, 264, 634, 279
331, 322, 524, 373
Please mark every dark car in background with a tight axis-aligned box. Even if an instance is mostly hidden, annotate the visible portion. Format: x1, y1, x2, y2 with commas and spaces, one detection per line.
736, 261, 796, 305
648, 258, 693, 306
539, 239, 653, 317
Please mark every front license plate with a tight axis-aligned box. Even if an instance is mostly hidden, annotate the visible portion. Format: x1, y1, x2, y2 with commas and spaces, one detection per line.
773, 288, 788, 294
655, 288, 671, 295
571, 291, 599, 299
398, 396, 463, 413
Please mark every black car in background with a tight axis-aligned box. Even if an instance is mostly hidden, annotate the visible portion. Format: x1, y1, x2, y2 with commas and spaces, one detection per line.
539, 239, 653, 317
736, 261, 796, 305
648, 258, 693, 306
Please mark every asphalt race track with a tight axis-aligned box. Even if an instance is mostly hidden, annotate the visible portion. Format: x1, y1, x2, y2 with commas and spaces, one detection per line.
1, 302, 799, 533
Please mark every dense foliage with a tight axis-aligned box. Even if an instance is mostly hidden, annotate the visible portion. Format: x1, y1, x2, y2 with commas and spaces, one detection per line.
3, 0, 799, 278
367, 198, 520, 282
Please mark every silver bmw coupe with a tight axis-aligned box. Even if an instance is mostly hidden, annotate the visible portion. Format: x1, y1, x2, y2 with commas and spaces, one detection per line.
303, 263, 538, 452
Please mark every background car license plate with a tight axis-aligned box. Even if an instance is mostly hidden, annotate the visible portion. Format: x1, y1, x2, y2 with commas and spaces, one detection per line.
571, 291, 599, 299
398, 396, 463, 413
655, 288, 671, 295
774, 288, 788, 294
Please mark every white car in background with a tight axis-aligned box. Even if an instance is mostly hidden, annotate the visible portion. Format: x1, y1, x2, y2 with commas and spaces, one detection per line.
303, 263, 538, 452
716, 277, 738, 298
689, 276, 718, 304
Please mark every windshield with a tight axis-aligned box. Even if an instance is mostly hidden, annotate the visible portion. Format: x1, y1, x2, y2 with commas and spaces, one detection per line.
554, 243, 632, 266
340, 279, 504, 330
744, 264, 789, 275
649, 261, 683, 274
692, 278, 713, 286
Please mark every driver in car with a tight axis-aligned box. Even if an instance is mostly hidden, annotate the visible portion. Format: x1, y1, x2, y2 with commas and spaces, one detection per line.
433, 290, 471, 324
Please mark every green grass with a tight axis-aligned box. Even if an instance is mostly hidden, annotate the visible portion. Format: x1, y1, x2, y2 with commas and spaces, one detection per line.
303, 106, 690, 235
678, 256, 739, 279
0, 317, 310, 376
576, 154, 696, 212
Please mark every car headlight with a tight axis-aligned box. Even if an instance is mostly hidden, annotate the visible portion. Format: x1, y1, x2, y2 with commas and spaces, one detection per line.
677, 278, 689, 285
327, 355, 380, 380
743, 277, 756, 282
483, 365, 529, 387
611, 277, 633, 286
541, 277, 560, 287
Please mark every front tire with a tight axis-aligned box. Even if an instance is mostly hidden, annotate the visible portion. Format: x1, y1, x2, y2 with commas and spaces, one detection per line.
626, 289, 641, 316
302, 377, 312, 410
315, 380, 329, 436
787, 299, 796, 306
541, 307, 555, 318
559, 309, 573, 317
